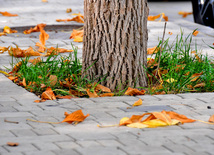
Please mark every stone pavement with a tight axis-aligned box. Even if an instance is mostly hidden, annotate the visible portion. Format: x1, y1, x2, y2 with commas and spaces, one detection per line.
0, 0, 214, 155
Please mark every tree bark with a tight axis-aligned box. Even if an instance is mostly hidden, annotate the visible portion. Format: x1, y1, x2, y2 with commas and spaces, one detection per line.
82, 0, 149, 91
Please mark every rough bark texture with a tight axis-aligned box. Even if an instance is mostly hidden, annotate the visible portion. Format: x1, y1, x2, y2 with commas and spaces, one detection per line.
82, 0, 149, 91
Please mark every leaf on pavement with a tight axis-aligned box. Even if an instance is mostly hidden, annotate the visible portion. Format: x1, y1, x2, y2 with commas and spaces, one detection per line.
165, 111, 196, 123
125, 87, 146, 96
148, 13, 168, 22
41, 87, 56, 100
3, 26, 17, 34
209, 115, 214, 123
0, 11, 18, 16
8, 46, 42, 57
62, 109, 90, 124
127, 99, 143, 109
99, 93, 114, 97
70, 29, 83, 42
178, 11, 193, 18
56, 14, 84, 23
7, 142, 19, 146
36, 29, 49, 52
23, 23, 46, 34
193, 30, 199, 36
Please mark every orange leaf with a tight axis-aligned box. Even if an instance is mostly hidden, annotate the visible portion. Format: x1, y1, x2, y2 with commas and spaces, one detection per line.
56, 95, 73, 99
0, 46, 9, 53
132, 99, 143, 107
73, 36, 83, 42
28, 57, 42, 65
95, 83, 111, 93
34, 100, 46, 103
66, 8, 72, 13
147, 46, 160, 55
62, 110, 89, 124
125, 87, 146, 96
23, 23, 46, 34
7, 142, 19, 146
39, 29, 49, 46
168, 32, 173, 35
152, 111, 172, 125
70, 29, 84, 39
56, 14, 84, 23
0, 32, 6, 36
193, 30, 199, 36
178, 11, 193, 18
0, 11, 18, 16
3, 26, 17, 34
22, 78, 26, 87
148, 13, 168, 22
99, 93, 114, 97
194, 83, 205, 88
166, 111, 196, 123
12, 61, 22, 73
49, 75, 57, 87
191, 72, 203, 82
209, 115, 214, 123
86, 89, 99, 98
41, 87, 56, 100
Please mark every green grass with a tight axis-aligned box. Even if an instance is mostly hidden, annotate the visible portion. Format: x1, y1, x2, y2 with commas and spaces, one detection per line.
146, 31, 214, 94
9, 31, 214, 97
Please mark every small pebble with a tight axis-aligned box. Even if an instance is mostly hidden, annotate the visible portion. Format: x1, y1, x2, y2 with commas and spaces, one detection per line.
207, 106, 211, 109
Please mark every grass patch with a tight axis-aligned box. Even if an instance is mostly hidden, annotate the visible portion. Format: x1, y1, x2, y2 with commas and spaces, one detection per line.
6, 31, 214, 99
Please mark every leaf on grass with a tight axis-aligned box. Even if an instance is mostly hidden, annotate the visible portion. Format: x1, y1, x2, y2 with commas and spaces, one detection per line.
49, 75, 57, 87
194, 83, 205, 88
7, 142, 19, 146
12, 61, 22, 73
193, 30, 199, 36
56, 95, 73, 99
0, 11, 18, 17
3, 26, 17, 34
178, 11, 193, 18
191, 72, 203, 81
23, 23, 46, 34
209, 115, 214, 123
28, 57, 41, 65
8, 46, 42, 57
147, 46, 160, 55
86, 89, 99, 98
94, 83, 111, 93
41, 87, 56, 100
99, 93, 114, 97
125, 87, 146, 96
62, 109, 90, 124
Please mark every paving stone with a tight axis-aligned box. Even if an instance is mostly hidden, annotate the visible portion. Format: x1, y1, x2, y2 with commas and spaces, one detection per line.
22, 150, 56, 155
0, 112, 33, 118
120, 105, 173, 112
162, 144, 196, 154
3, 143, 38, 153
33, 142, 60, 151
55, 141, 81, 149
52, 149, 80, 155
76, 140, 102, 148
97, 139, 124, 147
32, 128, 58, 136
10, 129, 37, 137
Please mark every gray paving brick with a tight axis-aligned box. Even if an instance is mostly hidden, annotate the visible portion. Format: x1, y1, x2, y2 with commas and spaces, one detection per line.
0, 112, 33, 118
33, 142, 60, 151
97, 139, 124, 147
3, 143, 38, 153
55, 141, 81, 149
76, 146, 126, 155
76, 140, 102, 148
163, 144, 196, 154
10, 129, 37, 137
1, 153, 23, 155
22, 150, 56, 155
13, 105, 43, 112
32, 128, 58, 136
52, 149, 80, 155
0, 107, 17, 112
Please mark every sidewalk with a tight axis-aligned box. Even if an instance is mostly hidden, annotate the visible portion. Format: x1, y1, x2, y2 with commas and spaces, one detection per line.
0, 1, 214, 155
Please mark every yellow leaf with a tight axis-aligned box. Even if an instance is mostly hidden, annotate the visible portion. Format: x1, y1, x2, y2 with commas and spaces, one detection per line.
143, 119, 180, 128
3, 26, 17, 34
132, 99, 143, 107
152, 111, 172, 125
127, 123, 148, 128
166, 78, 177, 83
73, 36, 83, 42
119, 117, 130, 125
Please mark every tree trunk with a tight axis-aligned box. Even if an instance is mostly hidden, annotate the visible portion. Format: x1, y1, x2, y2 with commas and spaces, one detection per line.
82, 0, 149, 91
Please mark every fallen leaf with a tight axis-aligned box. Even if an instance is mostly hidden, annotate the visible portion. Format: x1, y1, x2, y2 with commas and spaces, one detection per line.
127, 122, 148, 128
99, 93, 114, 97
73, 36, 83, 42
70, 29, 83, 39
148, 13, 168, 22
193, 30, 199, 36
49, 75, 57, 87
28, 57, 42, 65
34, 100, 46, 103
125, 87, 146, 96
191, 72, 203, 81
0, 11, 18, 16
12, 61, 22, 73
56, 15, 84, 23
42, 0, 48, 2
8, 46, 42, 57
3, 26, 17, 34
86, 89, 99, 98
62, 109, 90, 124
168, 32, 173, 35
0, 32, 6, 36
127, 99, 143, 109
194, 83, 205, 88
209, 115, 214, 123
143, 119, 180, 128
7, 142, 19, 146
23, 23, 46, 34
41, 87, 56, 100
56, 95, 73, 99
165, 111, 196, 123
178, 11, 193, 18
95, 83, 111, 93
147, 46, 160, 55
0, 46, 9, 53
22, 78, 26, 87
66, 8, 72, 13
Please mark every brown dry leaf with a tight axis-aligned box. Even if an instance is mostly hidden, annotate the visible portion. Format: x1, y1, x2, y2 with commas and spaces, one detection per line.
7, 142, 19, 146
62, 109, 90, 124
194, 83, 205, 88
209, 115, 214, 123
34, 100, 46, 103
28, 57, 42, 65
0, 32, 6, 36
8, 47, 42, 58
69, 89, 85, 97
12, 61, 22, 73
193, 30, 199, 36
56, 15, 84, 23
125, 87, 146, 96
0, 46, 9, 53
165, 111, 196, 123
0, 11, 18, 17
151, 111, 172, 125
23, 23, 46, 34
86, 89, 99, 98
132, 99, 143, 107
49, 75, 57, 87
178, 11, 193, 18
22, 78, 26, 87
56, 95, 73, 99
94, 83, 111, 93
99, 93, 114, 97
70, 29, 84, 39
66, 8, 72, 13
36, 29, 49, 53
8, 76, 18, 81
41, 87, 56, 100
147, 46, 160, 55
191, 72, 203, 82
3, 26, 17, 34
